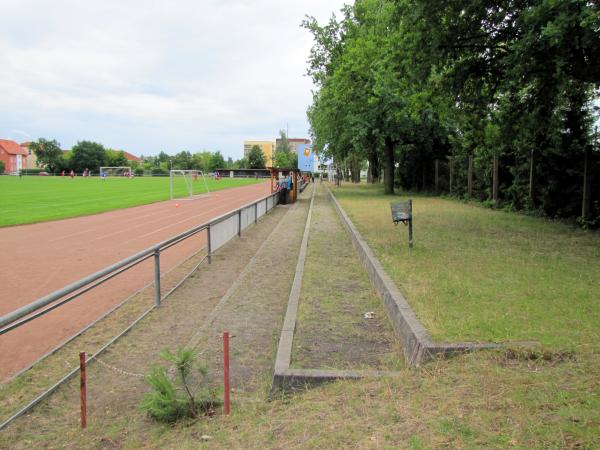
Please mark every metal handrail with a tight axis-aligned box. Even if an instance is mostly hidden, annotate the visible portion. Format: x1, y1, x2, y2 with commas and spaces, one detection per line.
0, 192, 278, 334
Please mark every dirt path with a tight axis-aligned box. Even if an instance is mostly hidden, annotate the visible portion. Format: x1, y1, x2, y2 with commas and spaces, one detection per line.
291, 183, 402, 370
1, 186, 314, 446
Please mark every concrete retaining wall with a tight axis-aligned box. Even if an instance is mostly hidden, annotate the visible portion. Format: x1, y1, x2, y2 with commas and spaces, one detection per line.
327, 189, 498, 366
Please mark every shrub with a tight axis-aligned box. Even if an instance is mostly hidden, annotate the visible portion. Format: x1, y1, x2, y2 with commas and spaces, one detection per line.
151, 167, 168, 176
140, 347, 220, 423
0, 160, 5, 173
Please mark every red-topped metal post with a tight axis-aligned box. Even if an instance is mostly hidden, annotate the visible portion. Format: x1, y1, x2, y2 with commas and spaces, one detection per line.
223, 332, 230, 415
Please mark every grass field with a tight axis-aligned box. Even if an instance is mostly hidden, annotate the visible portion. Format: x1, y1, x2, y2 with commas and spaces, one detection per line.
0, 175, 264, 227
333, 184, 600, 349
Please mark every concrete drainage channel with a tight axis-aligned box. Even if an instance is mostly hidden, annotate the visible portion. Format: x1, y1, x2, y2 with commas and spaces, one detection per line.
270, 185, 498, 396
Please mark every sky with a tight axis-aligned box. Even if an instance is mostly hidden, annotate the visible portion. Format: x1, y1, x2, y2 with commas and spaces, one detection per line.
0, 0, 347, 160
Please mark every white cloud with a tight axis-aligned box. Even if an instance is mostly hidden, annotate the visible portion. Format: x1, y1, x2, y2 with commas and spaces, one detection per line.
0, 0, 346, 158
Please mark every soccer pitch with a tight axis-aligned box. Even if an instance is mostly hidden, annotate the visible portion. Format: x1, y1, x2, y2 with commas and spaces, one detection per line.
0, 175, 265, 227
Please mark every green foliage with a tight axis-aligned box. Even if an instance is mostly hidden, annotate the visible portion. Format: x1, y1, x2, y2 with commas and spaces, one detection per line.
28, 138, 64, 173
151, 166, 168, 176
248, 145, 266, 169
305, 0, 600, 221
172, 151, 192, 170
209, 151, 226, 171
105, 149, 128, 167
140, 347, 219, 423
274, 130, 296, 168
70, 141, 106, 173
0, 160, 5, 173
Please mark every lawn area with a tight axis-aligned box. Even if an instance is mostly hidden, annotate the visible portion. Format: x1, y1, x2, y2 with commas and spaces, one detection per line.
0, 175, 264, 227
332, 183, 600, 350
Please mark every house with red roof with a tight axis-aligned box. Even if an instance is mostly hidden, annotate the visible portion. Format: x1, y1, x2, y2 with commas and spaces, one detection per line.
122, 151, 141, 163
0, 140, 28, 174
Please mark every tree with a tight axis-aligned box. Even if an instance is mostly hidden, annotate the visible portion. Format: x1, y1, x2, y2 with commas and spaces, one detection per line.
275, 130, 291, 154
248, 145, 266, 169
274, 130, 295, 168
70, 141, 106, 173
209, 151, 226, 171
28, 138, 64, 173
172, 151, 192, 170
105, 149, 129, 167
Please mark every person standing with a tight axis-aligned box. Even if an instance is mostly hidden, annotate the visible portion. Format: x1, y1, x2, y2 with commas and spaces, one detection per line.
70, 169, 75, 179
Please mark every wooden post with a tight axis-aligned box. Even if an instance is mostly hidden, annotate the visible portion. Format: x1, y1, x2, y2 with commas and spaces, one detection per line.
408, 200, 413, 249
582, 146, 591, 220
80, 352, 87, 429
492, 154, 499, 205
467, 156, 473, 197
449, 159, 454, 194
434, 159, 439, 195
529, 149, 534, 202
223, 332, 230, 415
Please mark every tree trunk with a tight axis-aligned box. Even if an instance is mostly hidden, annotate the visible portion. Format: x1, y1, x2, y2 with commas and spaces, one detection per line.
367, 152, 380, 183
383, 139, 394, 195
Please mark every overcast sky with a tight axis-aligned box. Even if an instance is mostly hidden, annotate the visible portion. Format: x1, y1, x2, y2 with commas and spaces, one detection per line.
0, 0, 346, 159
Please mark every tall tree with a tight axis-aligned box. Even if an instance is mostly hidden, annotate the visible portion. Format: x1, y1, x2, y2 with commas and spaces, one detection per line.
29, 138, 64, 173
105, 149, 129, 167
248, 145, 266, 169
209, 151, 226, 171
70, 141, 107, 173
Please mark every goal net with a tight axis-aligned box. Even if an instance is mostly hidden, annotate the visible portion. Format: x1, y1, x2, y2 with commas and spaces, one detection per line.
99, 166, 132, 177
170, 170, 211, 200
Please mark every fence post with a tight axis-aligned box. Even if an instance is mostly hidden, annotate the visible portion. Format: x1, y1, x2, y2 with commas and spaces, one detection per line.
435, 159, 439, 195
153, 250, 161, 306
80, 352, 87, 429
207, 225, 212, 264
238, 209, 242, 237
449, 159, 454, 194
408, 200, 414, 249
223, 332, 230, 415
492, 154, 499, 205
255, 202, 258, 224
265, 198, 268, 214
468, 155, 473, 197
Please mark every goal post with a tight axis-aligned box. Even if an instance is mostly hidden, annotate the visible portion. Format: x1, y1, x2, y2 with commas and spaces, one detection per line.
99, 166, 132, 178
170, 170, 211, 200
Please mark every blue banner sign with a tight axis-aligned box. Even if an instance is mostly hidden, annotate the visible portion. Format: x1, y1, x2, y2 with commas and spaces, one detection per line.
297, 143, 314, 172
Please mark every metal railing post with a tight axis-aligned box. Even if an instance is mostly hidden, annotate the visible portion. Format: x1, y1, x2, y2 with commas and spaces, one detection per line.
238, 209, 242, 237
255, 202, 258, 224
207, 224, 212, 264
153, 250, 161, 306
265, 198, 268, 214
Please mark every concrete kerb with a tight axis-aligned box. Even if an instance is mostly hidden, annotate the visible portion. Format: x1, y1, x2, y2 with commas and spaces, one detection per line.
270, 185, 403, 397
326, 187, 500, 366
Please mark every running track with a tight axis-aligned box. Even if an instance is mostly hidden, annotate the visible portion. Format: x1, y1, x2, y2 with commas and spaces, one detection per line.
0, 181, 271, 381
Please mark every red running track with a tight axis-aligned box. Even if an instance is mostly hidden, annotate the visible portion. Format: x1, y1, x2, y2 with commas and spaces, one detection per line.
0, 181, 271, 381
